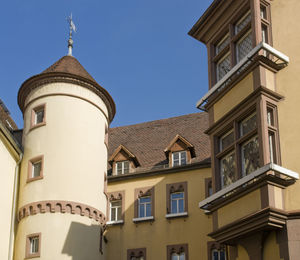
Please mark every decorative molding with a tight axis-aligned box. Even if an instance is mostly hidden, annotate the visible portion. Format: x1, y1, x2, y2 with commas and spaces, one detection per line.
18, 73, 116, 123
18, 200, 106, 225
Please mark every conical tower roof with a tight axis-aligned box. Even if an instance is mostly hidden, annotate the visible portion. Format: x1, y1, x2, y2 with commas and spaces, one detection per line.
41, 55, 96, 83
18, 56, 116, 122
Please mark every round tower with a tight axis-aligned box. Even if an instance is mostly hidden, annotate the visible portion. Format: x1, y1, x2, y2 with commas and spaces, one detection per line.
14, 55, 115, 259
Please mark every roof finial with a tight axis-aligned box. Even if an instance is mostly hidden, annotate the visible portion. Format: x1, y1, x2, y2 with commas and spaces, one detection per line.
67, 13, 77, 56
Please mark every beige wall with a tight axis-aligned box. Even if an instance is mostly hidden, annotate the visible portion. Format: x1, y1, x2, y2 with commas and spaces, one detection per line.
263, 231, 282, 260
14, 213, 103, 260
0, 132, 18, 260
16, 81, 109, 259
106, 168, 212, 260
271, 0, 300, 211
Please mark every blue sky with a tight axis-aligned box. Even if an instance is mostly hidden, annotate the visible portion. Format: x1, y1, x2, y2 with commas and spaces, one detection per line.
0, 0, 213, 128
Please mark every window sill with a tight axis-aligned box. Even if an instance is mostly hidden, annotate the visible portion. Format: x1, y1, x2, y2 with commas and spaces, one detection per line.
132, 216, 154, 223
165, 212, 188, 219
29, 122, 46, 132
106, 220, 124, 225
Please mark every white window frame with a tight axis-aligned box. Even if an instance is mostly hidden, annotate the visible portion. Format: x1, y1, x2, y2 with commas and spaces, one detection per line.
170, 192, 185, 214
138, 196, 152, 218
116, 160, 130, 175
110, 200, 122, 222
30, 236, 39, 254
212, 248, 226, 260
172, 151, 187, 167
32, 160, 42, 178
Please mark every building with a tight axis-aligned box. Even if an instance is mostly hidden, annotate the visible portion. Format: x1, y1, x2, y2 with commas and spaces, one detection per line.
0, 0, 300, 259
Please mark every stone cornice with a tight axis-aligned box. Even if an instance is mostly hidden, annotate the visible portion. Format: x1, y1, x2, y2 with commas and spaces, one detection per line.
18, 200, 106, 225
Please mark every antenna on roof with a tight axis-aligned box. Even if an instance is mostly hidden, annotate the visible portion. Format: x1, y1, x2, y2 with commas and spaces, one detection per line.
67, 13, 77, 56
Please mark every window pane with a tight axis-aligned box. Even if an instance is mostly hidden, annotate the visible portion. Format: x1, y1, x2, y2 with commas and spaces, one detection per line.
179, 252, 185, 260
123, 161, 129, 174
171, 199, 178, 214
269, 132, 276, 163
220, 152, 236, 187
236, 31, 253, 62
171, 193, 184, 199
180, 151, 187, 165
172, 253, 179, 260
116, 162, 122, 175
178, 199, 184, 213
117, 206, 122, 220
111, 207, 116, 221
30, 237, 39, 253
235, 13, 251, 34
217, 53, 231, 81
267, 108, 274, 126
212, 250, 219, 260
32, 161, 41, 178
260, 6, 267, 19
220, 130, 234, 151
139, 203, 145, 218
35, 110, 44, 124
140, 197, 151, 203
241, 136, 260, 176
220, 250, 226, 260
240, 113, 257, 137
146, 203, 151, 217
216, 34, 230, 55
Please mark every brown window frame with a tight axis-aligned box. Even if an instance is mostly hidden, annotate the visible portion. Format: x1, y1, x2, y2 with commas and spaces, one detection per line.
166, 182, 188, 216
134, 187, 155, 221
167, 244, 189, 260
25, 233, 41, 259
30, 104, 46, 130
205, 178, 213, 198
127, 248, 146, 260
213, 93, 281, 192
107, 191, 125, 224
207, 241, 227, 260
210, 0, 272, 86
27, 155, 44, 183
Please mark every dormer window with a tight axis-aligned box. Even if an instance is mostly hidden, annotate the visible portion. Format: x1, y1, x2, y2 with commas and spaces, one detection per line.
109, 145, 140, 176
164, 134, 195, 168
172, 151, 187, 167
116, 160, 130, 175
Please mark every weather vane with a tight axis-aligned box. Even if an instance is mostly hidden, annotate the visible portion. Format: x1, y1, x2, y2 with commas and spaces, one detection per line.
67, 13, 77, 56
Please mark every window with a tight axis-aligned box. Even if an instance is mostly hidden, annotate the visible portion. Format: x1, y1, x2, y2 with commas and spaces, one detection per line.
127, 248, 146, 260
167, 244, 188, 260
138, 197, 151, 218
110, 200, 122, 221
134, 187, 154, 221
211, 1, 272, 85
31, 104, 46, 129
27, 155, 44, 183
172, 151, 187, 167
107, 191, 124, 224
166, 182, 188, 217
266, 104, 279, 164
116, 160, 130, 175
171, 192, 184, 214
212, 249, 226, 260
26, 233, 41, 258
216, 112, 259, 189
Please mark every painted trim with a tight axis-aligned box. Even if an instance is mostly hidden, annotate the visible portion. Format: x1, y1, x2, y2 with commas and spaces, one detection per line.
25, 233, 41, 259
18, 200, 106, 225
165, 212, 188, 219
196, 42, 289, 109
106, 220, 124, 225
166, 181, 188, 214
199, 163, 299, 210
132, 216, 154, 222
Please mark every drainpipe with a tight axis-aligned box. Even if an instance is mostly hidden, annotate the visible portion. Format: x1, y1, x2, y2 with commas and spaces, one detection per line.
8, 153, 23, 260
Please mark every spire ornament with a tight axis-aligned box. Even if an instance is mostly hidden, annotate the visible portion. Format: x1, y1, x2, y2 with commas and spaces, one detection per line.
67, 13, 77, 56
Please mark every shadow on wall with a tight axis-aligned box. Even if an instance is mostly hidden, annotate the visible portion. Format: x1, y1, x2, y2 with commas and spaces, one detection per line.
62, 221, 102, 260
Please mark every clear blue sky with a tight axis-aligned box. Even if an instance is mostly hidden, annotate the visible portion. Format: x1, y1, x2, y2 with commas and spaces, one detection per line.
0, 0, 213, 128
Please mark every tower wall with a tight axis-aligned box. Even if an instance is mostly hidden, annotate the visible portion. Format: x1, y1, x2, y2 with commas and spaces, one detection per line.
15, 81, 110, 259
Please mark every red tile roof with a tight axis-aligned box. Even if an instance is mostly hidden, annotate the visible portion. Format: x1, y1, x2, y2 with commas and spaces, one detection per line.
0, 99, 18, 130
108, 112, 210, 173
42, 55, 96, 82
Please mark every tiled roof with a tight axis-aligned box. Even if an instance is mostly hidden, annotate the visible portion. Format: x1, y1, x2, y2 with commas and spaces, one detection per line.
0, 99, 18, 131
42, 55, 96, 82
108, 112, 210, 173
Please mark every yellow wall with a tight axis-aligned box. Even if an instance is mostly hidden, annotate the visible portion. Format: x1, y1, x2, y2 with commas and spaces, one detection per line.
263, 231, 282, 260
0, 132, 18, 260
236, 245, 249, 260
213, 73, 253, 122
106, 168, 212, 260
217, 189, 261, 228
271, 0, 300, 210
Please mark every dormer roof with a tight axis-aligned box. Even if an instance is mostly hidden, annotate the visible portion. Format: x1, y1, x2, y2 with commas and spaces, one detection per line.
164, 134, 196, 158
108, 144, 140, 167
